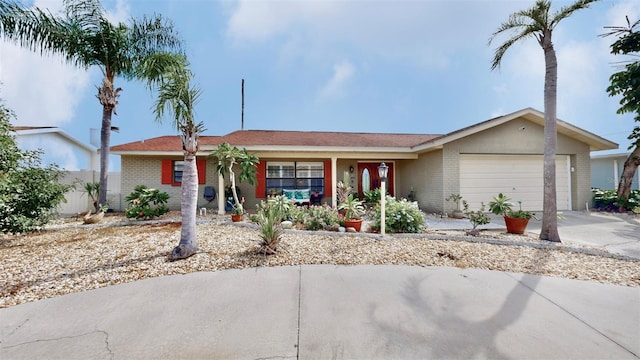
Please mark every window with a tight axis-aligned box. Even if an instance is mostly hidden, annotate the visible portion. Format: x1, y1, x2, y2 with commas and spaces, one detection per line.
173, 161, 184, 183
161, 159, 206, 186
266, 161, 324, 196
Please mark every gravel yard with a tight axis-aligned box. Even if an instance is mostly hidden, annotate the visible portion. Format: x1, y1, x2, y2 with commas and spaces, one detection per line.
1, 211, 639, 308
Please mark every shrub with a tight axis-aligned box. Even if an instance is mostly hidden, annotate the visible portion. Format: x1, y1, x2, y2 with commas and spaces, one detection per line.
0, 108, 73, 234
373, 196, 425, 233
363, 188, 381, 205
125, 185, 169, 219
463, 200, 490, 235
592, 188, 640, 211
304, 205, 341, 230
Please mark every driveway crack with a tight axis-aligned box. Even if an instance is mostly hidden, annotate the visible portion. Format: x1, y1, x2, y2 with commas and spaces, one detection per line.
1, 329, 114, 358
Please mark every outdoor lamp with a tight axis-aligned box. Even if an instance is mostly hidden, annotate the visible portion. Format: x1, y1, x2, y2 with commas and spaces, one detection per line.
378, 162, 388, 236
378, 162, 388, 181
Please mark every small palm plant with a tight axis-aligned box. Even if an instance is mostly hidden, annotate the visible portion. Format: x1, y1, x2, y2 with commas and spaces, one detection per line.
256, 197, 288, 255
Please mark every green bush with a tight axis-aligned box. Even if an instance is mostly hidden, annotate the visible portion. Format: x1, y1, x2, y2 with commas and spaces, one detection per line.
304, 205, 341, 230
592, 188, 640, 211
373, 196, 425, 233
0, 106, 73, 234
125, 185, 169, 219
363, 188, 381, 205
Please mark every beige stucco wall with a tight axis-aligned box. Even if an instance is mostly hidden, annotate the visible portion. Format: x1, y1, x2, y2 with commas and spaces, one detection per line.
397, 150, 443, 214
429, 118, 592, 213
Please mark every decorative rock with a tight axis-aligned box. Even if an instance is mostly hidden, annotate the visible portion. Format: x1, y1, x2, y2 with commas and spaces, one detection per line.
281, 221, 293, 229
346, 227, 357, 233
338, 227, 346, 233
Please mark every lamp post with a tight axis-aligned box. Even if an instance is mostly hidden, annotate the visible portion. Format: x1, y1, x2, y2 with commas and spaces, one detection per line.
378, 162, 389, 236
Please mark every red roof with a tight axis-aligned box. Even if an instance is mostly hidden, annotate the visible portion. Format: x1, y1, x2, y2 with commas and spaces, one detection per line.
111, 130, 441, 152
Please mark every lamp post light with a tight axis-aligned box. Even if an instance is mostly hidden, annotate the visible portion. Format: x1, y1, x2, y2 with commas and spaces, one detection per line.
378, 162, 389, 236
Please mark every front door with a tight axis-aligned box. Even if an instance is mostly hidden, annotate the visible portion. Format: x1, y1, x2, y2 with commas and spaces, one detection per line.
357, 162, 394, 197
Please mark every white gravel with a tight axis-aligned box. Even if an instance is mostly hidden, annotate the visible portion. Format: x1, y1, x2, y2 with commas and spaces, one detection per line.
1, 212, 638, 308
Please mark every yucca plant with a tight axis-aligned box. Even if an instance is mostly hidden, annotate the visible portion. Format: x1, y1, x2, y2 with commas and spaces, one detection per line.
256, 198, 287, 255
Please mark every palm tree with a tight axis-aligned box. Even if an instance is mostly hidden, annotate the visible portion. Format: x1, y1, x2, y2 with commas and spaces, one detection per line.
0, 0, 182, 208
152, 54, 203, 260
489, 0, 598, 242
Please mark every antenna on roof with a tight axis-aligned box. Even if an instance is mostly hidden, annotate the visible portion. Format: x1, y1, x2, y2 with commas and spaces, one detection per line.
241, 79, 245, 131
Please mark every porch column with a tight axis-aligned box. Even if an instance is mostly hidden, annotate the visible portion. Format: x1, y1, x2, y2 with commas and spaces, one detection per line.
332, 156, 338, 208
613, 159, 619, 189
218, 173, 225, 215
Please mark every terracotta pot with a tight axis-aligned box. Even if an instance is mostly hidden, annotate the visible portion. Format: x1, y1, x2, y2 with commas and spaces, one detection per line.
504, 216, 529, 234
231, 213, 243, 222
344, 218, 363, 232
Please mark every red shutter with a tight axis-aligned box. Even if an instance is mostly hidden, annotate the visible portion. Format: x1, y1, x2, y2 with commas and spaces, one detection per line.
197, 159, 206, 184
255, 160, 266, 198
161, 160, 173, 184
323, 160, 332, 197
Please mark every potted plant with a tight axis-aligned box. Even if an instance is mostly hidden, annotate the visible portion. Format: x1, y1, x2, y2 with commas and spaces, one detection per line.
488, 193, 535, 234
446, 193, 465, 219
338, 194, 365, 231
231, 197, 245, 222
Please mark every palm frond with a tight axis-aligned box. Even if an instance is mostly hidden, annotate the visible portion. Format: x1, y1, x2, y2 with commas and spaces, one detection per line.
550, 0, 598, 29
490, 27, 538, 70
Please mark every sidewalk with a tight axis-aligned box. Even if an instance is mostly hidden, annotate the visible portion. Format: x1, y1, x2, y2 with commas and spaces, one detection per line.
1, 265, 638, 359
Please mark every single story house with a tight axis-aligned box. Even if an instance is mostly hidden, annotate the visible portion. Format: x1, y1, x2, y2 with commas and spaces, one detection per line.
13, 126, 123, 213
111, 108, 618, 214
591, 152, 640, 190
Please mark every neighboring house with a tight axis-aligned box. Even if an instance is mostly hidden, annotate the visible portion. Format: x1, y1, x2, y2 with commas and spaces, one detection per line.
591, 152, 640, 190
13, 126, 121, 213
111, 108, 618, 214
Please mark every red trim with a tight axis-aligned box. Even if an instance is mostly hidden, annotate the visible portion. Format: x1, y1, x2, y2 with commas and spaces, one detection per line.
324, 160, 332, 197
196, 159, 206, 185
256, 161, 266, 198
161, 160, 173, 184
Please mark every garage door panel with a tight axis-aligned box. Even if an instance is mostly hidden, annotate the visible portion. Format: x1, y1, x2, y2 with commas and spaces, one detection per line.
460, 155, 569, 211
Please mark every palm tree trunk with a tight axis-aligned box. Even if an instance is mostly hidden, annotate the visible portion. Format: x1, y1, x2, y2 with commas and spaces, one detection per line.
540, 30, 561, 242
96, 76, 120, 208
98, 104, 111, 208
170, 132, 199, 260
616, 146, 640, 211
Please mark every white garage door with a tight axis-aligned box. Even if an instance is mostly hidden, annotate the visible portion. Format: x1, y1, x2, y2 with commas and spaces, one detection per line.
460, 154, 570, 211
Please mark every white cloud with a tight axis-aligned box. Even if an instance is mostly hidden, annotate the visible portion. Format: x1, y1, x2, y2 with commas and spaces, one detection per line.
224, 0, 522, 69
317, 60, 355, 101
105, 0, 131, 24
0, 44, 90, 126
0, 0, 132, 126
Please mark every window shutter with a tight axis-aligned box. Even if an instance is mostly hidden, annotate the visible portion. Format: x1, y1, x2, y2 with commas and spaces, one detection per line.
255, 161, 266, 198
197, 159, 206, 185
161, 160, 173, 184
323, 160, 332, 197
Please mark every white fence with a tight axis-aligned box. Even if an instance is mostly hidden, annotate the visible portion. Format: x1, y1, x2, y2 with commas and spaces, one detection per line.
58, 171, 122, 214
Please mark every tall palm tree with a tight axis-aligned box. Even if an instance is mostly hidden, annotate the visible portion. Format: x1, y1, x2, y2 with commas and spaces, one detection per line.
152, 54, 203, 260
0, 0, 182, 208
489, 0, 598, 242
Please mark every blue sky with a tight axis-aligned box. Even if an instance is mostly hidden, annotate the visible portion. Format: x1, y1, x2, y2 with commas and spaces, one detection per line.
2, 0, 639, 171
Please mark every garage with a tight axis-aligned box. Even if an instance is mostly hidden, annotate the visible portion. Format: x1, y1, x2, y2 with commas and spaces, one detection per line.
459, 154, 570, 211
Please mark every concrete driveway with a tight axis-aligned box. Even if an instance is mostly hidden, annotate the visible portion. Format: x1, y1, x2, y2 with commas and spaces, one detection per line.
523, 211, 640, 260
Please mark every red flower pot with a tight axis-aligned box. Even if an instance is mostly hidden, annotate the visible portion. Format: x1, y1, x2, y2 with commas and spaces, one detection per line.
344, 218, 363, 232
231, 214, 243, 222
504, 216, 529, 234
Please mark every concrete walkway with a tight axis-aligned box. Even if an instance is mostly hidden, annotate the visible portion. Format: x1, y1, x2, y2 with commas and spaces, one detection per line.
1, 265, 638, 359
